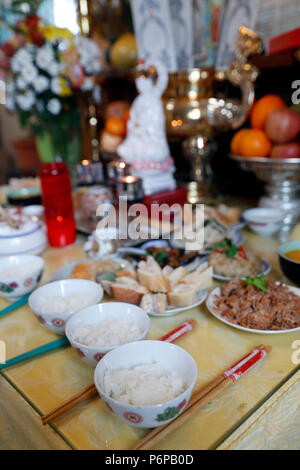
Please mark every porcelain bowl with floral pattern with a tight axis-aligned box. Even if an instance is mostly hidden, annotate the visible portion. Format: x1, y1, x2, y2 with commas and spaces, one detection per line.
66, 302, 151, 366
29, 280, 103, 335
0, 255, 45, 301
94, 340, 198, 428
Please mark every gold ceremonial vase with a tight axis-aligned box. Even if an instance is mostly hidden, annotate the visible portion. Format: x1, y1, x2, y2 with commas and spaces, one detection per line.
161, 26, 264, 201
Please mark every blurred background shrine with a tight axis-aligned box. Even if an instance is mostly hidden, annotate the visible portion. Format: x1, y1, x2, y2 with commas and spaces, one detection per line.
0, 0, 299, 201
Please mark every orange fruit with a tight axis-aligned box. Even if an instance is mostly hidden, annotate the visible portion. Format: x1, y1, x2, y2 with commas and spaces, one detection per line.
230, 129, 250, 155
105, 101, 130, 120
105, 117, 126, 137
239, 129, 272, 157
250, 95, 285, 130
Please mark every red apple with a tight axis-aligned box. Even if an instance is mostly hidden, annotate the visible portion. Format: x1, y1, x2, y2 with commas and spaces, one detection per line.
270, 142, 300, 159
265, 108, 300, 144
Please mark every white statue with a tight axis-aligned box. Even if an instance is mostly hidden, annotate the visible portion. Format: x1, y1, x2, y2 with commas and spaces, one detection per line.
118, 58, 176, 196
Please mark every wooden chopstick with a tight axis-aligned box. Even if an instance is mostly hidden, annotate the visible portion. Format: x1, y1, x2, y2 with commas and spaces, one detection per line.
42, 384, 97, 425
133, 377, 233, 450
42, 320, 197, 425
133, 345, 271, 450
132, 370, 231, 451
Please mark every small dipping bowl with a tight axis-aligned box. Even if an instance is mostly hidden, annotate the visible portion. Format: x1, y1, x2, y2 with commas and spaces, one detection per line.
66, 302, 150, 366
0, 255, 44, 301
243, 208, 283, 237
94, 340, 198, 428
279, 241, 300, 286
29, 280, 103, 335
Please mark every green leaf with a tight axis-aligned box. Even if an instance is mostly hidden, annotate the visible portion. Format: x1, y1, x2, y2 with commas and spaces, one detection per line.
213, 238, 239, 257
156, 407, 180, 422
150, 251, 169, 265
99, 272, 116, 283
0, 283, 14, 294
225, 245, 238, 258
244, 276, 268, 292
19, 111, 31, 128
214, 239, 230, 250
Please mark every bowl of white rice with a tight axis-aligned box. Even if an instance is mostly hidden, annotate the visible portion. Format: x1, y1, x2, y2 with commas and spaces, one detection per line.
29, 279, 104, 335
94, 340, 198, 428
65, 302, 150, 366
0, 255, 44, 301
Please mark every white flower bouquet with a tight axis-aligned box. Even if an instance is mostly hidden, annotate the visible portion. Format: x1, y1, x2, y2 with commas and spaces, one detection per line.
0, 2, 102, 165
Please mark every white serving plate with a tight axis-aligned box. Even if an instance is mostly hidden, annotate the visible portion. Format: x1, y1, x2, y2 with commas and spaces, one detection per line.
53, 256, 132, 282
200, 257, 271, 282
231, 217, 246, 231
149, 289, 208, 318
206, 285, 300, 335
118, 244, 203, 273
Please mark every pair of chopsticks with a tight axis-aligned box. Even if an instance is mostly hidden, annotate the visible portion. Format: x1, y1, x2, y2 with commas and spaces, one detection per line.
133, 345, 271, 450
0, 337, 69, 370
41, 319, 197, 425
0, 294, 69, 370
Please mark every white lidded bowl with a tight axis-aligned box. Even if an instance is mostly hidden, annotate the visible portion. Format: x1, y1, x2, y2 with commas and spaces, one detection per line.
94, 340, 198, 429
66, 302, 151, 366
0, 219, 47, 257
22, 205, 44, 220
0, 255, 45, 301
243, 208, 283, 237
29, 280, 103, 335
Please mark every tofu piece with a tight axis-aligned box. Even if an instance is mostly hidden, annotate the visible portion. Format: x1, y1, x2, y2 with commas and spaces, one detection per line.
168, 285, 197, 308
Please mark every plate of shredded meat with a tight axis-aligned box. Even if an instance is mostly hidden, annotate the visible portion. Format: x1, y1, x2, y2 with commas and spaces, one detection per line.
206, 279, 300, 334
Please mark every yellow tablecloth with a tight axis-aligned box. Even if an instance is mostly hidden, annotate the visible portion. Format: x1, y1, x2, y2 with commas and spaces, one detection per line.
0, 233, 299, 450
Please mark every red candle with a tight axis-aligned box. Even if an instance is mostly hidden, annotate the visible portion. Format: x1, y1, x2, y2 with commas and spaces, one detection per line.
39, 163, 76, 247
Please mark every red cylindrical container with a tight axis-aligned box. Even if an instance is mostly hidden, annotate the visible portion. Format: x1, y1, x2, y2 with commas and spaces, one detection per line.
39, 162, 76, 247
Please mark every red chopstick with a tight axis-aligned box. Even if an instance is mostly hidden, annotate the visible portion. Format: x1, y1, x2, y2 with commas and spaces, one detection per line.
160, 320, 196, 343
